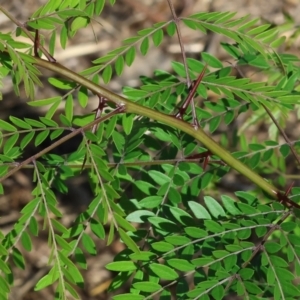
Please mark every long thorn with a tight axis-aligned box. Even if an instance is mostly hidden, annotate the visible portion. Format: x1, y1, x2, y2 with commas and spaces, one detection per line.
175, 64, 207, 120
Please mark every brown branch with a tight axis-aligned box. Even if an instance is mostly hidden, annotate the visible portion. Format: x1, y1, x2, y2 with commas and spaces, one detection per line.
242, 211, 291, 268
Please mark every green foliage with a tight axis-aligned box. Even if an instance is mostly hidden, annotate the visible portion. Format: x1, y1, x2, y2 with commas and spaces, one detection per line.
0, 1, 300, 299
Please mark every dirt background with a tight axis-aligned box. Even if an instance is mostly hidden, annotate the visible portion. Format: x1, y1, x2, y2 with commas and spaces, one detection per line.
1, 0, 300, 299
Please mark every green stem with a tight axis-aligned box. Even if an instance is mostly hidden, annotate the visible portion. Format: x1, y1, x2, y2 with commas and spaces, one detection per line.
31, 57, 279, 199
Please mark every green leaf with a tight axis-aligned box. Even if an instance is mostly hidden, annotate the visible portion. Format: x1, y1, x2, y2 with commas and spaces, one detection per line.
244, 281, 263, 294
169, 206, 193, 225
71, 16, 89, 32
65, 94, 73, 122
119, 228, 140, 254
247, 24, 271, 35
239, 268, 254, 280
209, 115, 221, 133
139, 196, 162, 208
4, 133, 19, 154
0, 120, 17, 132
125, 47, 135, 66
90, 218, 105, 239
126, 210, 155, 223
152, 241, 174, 252
113, 212, 136, 231
21, 231, 32, 252
51, 219, 68, 235
122, 114, 134, 135
102, 65, 112, 84
0, 275, 10, 293
112, 294, 144, 300
152, 29, 164, 47
46, 99, 61, 119
165, 235, 191, 246
237, 202, 257, 214
221, 195, 240, 215
35, 130, 49, 146
115, 55, 124, 76
172, 61, 187, 77
58, 252, 84, 285
149, 263, 178, 280
269, 255, 288, 267
201, 52, 223, 68
148, 170, 170, 185
167, 259, 195, 272
81, 232, 97, 255
270, 36, 286, 48
166, 22, 176, 36
204, 196, 226, 218
28, 96, 61, 107
133, 281, 161, 293
204, 220, 224, 233
55, 235, 72, 252
188, 201, 211, 219
129, 251, 155, 261
0, 258, 11, 274
95, 0, 105, 15
65, 282, 80, 299
40, 117, 58, 127
140, 37, 149, 56
281, 221, 296, 232
49, 77, 76, 90
12, 247, 25, 269
9, 116, 32, 129
212, 285, 225, 300
78, 86, 88, 108
265, 242, 282, 254
148, 216, 177, 232
74, 247, 87, 269
106, 261, 137, 272
184, 227, 208, 238
35, 267, 59, 291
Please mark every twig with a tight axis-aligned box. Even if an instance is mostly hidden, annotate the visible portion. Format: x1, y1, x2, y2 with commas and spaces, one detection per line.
234, 64, 300, 165
0, 158, 224, 170
261, 102, 300, 166
242, 211, 291, 268
81, 95, 107, 172
166, 0, 199, 128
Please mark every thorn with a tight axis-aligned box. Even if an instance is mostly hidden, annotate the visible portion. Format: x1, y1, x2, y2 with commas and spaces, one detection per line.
203, 155, 210, 171
33, 29, 56, 62
34, 29, 40, 58
276, 182, 300, 209
284, 181, 294, 196
186, 150, 212, 170
174, 63, 207, 120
